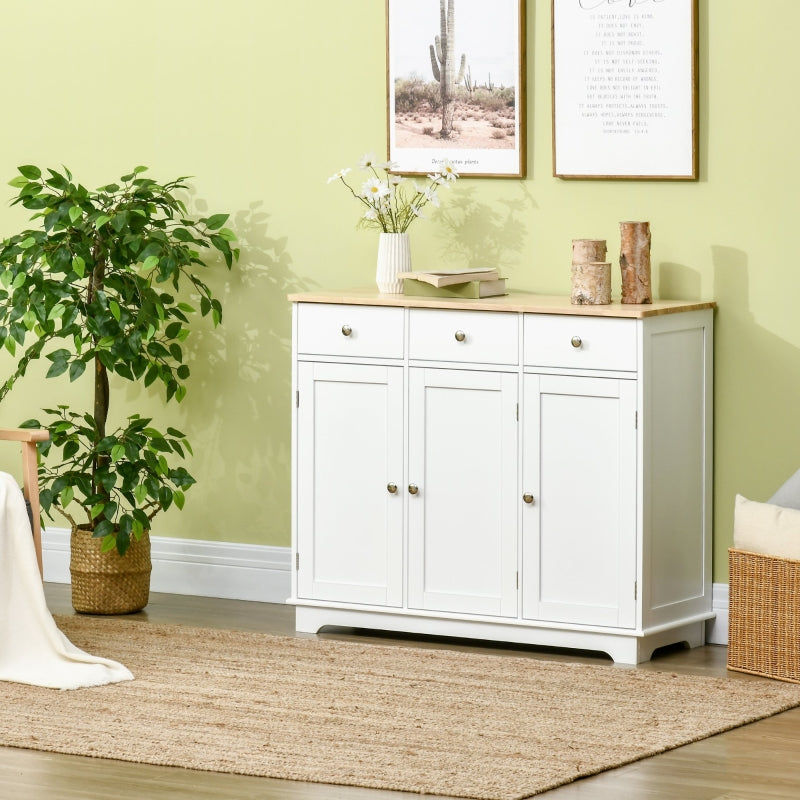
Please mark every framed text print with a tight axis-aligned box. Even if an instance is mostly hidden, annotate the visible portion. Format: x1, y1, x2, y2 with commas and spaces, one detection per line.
552, 0, 698, 180
387, 0, 526, 178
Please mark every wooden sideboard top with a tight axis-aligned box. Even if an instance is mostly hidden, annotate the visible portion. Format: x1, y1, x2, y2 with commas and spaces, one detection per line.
288, 288, 716, 319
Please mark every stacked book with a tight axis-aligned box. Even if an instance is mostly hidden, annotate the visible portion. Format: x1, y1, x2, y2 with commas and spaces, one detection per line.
398, 268, 507, 298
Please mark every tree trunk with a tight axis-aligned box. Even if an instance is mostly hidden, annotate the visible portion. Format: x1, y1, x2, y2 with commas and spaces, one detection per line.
619, 221, 652, 304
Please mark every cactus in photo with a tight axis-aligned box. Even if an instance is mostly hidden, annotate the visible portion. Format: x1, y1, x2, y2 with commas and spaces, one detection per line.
429, 0, 465, 138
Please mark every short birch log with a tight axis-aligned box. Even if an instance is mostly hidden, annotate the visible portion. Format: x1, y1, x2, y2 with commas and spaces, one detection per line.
571, 262, 612, 305
619, 221, 652, 304
572, 239, 607, 266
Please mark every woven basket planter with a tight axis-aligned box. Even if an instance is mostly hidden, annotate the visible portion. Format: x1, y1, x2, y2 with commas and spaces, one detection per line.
70, 525, 152, 615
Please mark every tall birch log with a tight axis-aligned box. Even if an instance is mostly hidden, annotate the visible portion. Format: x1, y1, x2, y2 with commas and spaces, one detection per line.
619, 221, 652, 304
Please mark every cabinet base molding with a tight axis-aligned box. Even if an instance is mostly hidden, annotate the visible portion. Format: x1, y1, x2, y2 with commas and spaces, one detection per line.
293, 603, 712, 665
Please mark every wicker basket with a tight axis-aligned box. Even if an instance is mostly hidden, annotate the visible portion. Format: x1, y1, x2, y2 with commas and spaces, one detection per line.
728, 547, 800, 683
70, 526, 151, 615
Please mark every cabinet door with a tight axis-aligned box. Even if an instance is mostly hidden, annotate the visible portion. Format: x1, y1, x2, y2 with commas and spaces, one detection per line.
296, 362, 403, 606
522, 374, 637, 628
408, 368, 518, 617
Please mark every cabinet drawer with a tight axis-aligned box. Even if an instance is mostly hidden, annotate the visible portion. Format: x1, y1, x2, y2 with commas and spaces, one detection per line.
297, 303, 404, 359
409, 309, 518, 365
524, 315, 637, 371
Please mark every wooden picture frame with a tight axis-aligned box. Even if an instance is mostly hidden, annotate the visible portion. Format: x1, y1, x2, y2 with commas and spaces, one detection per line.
552, 0, 698, 180
387, 0, 526, 178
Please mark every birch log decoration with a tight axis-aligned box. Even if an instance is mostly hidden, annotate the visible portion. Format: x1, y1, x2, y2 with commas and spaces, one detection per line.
572, 239, 607, 266
619, 221, 652, 304
571, 262, 612, 305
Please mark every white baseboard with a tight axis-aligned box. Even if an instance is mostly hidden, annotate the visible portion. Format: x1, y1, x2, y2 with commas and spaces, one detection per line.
706, 582, 729, 646
42, 527, 292, 604
43, 526, 730, 647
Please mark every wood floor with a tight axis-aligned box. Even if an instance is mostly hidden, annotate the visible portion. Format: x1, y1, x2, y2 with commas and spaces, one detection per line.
3, 585, 800, 800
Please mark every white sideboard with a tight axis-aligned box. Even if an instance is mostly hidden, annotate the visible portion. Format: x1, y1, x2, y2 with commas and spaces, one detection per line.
289, 290, 715, 664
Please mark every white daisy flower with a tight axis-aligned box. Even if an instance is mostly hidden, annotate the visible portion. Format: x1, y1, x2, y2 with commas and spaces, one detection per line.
326, 167, 351, 184
362, 177, 390, 200
358, 152, 378, 170
440, 160, 459, 181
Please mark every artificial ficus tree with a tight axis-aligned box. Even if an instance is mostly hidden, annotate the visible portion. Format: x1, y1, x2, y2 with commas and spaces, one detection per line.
0, 165, 238, 554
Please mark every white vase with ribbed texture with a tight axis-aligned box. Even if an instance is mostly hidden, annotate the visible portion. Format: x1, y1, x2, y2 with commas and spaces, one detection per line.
375, 232, 410, 294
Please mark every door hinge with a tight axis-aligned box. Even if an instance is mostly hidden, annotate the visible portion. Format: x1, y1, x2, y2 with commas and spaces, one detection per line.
296, 552, 300, 570
635, 410, 638, 429
516, 403, 519, 422
296, 390, 300, 408
634, 580, 637, 600
516, 571, 519, 590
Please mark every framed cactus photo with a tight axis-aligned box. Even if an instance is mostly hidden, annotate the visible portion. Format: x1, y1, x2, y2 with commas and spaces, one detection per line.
387, 0, 526, 178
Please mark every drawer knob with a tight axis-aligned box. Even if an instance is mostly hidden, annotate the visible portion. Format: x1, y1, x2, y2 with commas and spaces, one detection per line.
408, 483, 419, 495
387, 482, 398, 494
341, 324, 352, 337
570, 335, 582, 349
454, 330, 466, 342
522, 493, 535, 505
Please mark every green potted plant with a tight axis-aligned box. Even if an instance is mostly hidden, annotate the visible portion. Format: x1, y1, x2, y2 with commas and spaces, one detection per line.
0, 165, 238, 613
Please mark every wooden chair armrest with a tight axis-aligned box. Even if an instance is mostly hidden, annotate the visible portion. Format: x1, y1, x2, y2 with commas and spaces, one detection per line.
0, 428, 50, 443
0, 427, 48, 577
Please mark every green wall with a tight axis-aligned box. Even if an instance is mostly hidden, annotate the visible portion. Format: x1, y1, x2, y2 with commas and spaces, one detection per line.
0, 2, 797, 583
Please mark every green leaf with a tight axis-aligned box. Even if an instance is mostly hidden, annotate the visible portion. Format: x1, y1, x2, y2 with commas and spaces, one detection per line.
22, 309, 36, 330
8, 175, 29, 188
72, 255, 86, 277
68, 205, 82, 224
93, 214, 111, 229
109, 300, 121, 321
18, 165, 42, 180
172, 228, 194, 242
68, 359, 86, 382
93, 519, 115, 539
59, 485, 74, 507
46, 359, 69, 379
111, 444, 125, 462
142, 254, 159, 270
18, 236, 36, 250
47, 303, 66, 321
204, 213, 228, 230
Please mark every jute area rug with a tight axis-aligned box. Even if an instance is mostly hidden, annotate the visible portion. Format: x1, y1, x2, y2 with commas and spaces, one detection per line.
4, 616, 800, 800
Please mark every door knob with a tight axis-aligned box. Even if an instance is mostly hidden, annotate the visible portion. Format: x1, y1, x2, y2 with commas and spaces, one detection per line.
408, 484, 419, 495
387, 482, 398, 494
454, 330, 466, 342
522, 493, 535, 504
570, 335, 582, 348
341, 324, 352, 336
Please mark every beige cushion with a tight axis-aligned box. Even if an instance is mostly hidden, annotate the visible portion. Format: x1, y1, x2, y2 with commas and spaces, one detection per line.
733, 494, 800, 561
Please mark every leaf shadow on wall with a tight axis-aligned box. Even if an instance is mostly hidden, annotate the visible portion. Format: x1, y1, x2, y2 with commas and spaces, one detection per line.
709, 245, 800, 505
431, 183, 535, 273
126, 200, 315, 545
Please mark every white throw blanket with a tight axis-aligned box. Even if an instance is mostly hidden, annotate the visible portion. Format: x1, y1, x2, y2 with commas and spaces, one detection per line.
0, 471, 133, 689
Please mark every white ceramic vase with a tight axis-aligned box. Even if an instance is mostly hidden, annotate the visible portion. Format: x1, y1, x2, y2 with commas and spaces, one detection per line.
375, 232, 410, 294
